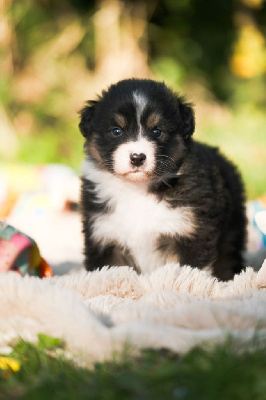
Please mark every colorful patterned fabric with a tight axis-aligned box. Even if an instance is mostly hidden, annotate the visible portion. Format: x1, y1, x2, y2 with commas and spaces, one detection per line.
248, 194, 266, 249
0, 221, 52, 277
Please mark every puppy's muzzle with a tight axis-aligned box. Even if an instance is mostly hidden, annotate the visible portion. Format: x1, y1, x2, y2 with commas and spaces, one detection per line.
130, 153, 146, 167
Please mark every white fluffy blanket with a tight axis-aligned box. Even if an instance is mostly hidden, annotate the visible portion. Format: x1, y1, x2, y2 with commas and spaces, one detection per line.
1, 261, 266, 362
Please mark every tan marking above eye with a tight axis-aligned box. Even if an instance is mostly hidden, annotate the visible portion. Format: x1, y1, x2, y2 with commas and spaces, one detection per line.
87, 138, 103, 164
114, 114, 126, 129
146, 113, 161, 129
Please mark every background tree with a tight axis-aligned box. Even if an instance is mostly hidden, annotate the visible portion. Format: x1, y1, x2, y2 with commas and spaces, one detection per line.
0, 0, 265, 197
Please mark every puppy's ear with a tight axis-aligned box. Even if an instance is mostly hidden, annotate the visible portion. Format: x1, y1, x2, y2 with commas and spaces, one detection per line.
79, 100, 98, 138
178, 99, 195, 139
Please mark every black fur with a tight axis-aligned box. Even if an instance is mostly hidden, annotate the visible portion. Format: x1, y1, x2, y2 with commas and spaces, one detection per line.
79, 79, 246, 281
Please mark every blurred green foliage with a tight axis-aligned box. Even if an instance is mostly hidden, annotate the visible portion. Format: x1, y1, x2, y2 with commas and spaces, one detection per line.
150, 0, 266, 105
2, 337, 266, 399
196, 108, 266, 199
0, 0, 265, 197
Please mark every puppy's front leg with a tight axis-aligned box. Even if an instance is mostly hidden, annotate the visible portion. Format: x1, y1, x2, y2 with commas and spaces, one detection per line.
84, 237, 135, 271
178, 237, 217, 273
83, 239, 116, 271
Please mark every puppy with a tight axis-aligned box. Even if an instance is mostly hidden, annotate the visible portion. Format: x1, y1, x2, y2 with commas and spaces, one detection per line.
79, 79, 246, 281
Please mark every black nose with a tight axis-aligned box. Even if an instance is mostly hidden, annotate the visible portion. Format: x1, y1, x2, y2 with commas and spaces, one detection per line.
130, 153, 146, 167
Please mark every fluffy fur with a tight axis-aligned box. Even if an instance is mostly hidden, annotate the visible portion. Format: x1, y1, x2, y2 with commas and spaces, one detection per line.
1, 261, 266, 362
79, 79, 246, 280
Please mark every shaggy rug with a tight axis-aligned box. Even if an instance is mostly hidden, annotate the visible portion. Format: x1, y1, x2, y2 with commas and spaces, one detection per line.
1, 261, 266, 362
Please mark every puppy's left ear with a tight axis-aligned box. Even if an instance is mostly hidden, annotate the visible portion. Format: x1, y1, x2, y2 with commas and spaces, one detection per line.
79, 100, 98, 138
179, 99, 195, 139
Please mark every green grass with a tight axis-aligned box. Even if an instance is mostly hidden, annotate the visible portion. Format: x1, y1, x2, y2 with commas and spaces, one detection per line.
1, 336, 266, 399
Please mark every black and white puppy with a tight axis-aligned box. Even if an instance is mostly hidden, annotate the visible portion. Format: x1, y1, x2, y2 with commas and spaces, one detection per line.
79, 79, 246, 281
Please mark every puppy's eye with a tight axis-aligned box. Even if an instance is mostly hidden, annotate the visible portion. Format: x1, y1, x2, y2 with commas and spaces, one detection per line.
152, 128, 161, 137
112, 127, 123, 137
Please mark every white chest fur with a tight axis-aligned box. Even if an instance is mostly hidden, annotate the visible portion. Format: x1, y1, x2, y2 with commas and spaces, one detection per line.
82, 160, 195, 273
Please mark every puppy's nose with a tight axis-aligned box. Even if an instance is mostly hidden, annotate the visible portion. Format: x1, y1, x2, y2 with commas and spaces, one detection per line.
130, 153, 146, 167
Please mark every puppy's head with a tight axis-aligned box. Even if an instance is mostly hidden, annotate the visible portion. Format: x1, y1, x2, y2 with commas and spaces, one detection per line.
79, 79, 195, 183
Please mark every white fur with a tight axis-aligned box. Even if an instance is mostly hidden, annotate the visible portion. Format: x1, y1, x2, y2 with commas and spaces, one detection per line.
133, 91, 147, 139
82, 159, 196, 273
112, 137, 155, 180
133, 91, 147, 125
0, 260, 266, 363
112, 91, 151, 180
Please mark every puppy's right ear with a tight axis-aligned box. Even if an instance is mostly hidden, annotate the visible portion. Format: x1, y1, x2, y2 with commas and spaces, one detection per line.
79, 100, 98, 138
178, 99, 195, 140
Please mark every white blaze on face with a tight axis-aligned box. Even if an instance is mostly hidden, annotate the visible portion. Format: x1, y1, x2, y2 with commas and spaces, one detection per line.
133, 91, 147, 127
113, 91, 155, 182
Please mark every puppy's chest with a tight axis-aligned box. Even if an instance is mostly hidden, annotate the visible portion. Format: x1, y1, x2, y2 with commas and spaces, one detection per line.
90, 179, 195, 270
93, 190, 173, 242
